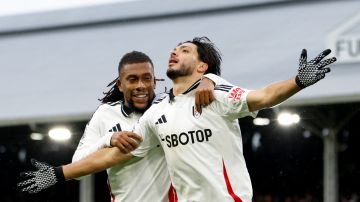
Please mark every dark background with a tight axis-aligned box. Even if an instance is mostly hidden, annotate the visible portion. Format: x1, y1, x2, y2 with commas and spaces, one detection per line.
1, 103, 359, 202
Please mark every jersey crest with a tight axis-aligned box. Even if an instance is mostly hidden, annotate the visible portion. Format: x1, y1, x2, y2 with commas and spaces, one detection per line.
192, 106, 202, 119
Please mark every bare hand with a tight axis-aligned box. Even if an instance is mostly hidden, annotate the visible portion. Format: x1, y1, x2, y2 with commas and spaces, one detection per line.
195, 77, 215, 113
110, 131, 143, 154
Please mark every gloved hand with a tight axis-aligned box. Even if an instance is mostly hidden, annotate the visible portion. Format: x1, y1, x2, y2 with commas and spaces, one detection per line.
295, 49, 336, 88
17, 159, 65, 194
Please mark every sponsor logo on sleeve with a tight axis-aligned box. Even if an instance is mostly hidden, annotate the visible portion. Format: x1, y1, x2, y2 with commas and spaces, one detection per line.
228, 87, 245, 101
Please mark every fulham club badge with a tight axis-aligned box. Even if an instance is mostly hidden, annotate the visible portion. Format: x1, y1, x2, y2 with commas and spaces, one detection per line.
192, 106, 202, 119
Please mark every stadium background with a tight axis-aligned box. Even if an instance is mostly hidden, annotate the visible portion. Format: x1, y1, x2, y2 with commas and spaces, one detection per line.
0, 0, 359, 201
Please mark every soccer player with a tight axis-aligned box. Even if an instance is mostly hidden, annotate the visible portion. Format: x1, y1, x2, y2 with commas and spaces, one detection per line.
19, 37, 336, 202
71, 51, 170, 202
18, 50, 217, 202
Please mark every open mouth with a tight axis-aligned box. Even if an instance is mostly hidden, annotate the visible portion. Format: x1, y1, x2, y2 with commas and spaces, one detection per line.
134, 94, 147, 98
168, 58, 178, 66
132, 93, 149, 102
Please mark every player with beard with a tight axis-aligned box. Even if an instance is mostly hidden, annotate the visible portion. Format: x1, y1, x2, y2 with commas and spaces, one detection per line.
18, 37, 336, 202
18, 50, 218, 202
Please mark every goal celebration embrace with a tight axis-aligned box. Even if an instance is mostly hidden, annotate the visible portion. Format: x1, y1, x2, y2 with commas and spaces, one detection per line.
18, 36, 336, 202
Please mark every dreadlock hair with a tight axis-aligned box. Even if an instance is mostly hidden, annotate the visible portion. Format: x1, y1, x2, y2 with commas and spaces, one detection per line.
184, 36, 222, 76
99, 51, 154, 104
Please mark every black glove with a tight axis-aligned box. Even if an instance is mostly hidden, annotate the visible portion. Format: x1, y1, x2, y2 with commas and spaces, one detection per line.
17, 159, 65, 194
295, 49, 336, 88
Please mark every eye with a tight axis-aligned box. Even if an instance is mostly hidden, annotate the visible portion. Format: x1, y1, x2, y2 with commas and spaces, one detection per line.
128, 77, 137, 82
144, 76, 154, 82
182, 49, 189, 53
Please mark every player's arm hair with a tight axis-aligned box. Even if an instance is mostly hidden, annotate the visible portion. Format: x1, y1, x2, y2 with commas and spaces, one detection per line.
247, 78, 301, 112
63, 147, 133, 180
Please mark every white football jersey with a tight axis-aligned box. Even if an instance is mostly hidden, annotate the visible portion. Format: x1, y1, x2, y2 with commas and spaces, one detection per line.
132, 79, 257, 202
72, 101, 172, 202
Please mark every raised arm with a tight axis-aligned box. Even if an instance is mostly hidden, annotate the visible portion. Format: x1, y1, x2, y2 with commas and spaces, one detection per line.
247, 78, 301, 112
247, 49, 336, 112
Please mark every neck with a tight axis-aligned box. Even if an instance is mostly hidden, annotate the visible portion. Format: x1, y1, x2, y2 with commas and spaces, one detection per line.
172, 73, 202, 96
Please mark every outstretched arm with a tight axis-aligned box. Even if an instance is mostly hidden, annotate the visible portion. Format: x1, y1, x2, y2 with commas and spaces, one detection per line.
247, 77, 301, 112
247, 49, 336, 112
18, 140, 135, 193
64, 147, 132, 180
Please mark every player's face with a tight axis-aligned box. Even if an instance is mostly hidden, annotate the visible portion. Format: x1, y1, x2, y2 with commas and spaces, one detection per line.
117, 62, 155, 113
167, 42, 202, 80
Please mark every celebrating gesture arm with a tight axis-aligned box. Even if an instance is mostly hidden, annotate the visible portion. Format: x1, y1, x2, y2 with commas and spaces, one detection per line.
17, 159, 65, 194
247, 49, 336, 112
295, 49, 336, 88
18, 133, 138, 194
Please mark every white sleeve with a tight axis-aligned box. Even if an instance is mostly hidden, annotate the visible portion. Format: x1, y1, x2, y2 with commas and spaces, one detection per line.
72, 107, 110, 163
212, 84, 258, 120
203, 73, 232, 86
131, 111, 159, 157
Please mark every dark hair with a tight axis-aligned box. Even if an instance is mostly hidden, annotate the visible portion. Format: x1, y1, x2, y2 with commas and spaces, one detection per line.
185, 36, 222, 76
99, 51, 154, 104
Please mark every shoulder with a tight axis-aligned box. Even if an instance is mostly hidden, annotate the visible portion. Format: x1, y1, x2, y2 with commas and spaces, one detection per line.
213, 84, 250, 105
152, 93, 169, 105
214, 84, 235, 93
95, 101, 122, 114
214, 84, 248, 96
140, 94, 169, 122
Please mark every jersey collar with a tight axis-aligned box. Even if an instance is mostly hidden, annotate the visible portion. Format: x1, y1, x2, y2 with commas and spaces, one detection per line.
121, 102, 134, 117
120, 95, 156, 117
168, 79, 201, 102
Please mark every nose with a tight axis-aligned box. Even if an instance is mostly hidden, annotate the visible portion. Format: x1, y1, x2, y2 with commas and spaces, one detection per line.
171, 50, 177, 57
136, 80, 146, 90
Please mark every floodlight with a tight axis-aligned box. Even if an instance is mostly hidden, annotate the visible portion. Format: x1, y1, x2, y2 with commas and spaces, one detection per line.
253, 117, 270, 126
30, 132, 44, 140
277, 112, 300, 126
48, 127, 71, 141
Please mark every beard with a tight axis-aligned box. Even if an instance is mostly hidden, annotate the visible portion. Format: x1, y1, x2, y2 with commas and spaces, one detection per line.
127, 94, 154, 114
128, 100, 151, 114
166, 64, 193, 80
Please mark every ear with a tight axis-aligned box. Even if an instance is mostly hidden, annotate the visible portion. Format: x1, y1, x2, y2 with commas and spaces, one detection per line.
153, 78, 156, 90
117, 79, 123, 92
197, 62, 208, 73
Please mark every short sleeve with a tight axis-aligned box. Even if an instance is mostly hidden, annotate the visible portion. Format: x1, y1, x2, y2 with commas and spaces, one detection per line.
203, 73, 232, 86
212, 84, 258, 120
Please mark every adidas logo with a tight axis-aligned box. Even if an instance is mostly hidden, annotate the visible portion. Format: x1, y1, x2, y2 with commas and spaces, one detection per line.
109, 123, 122, 132
155, 115, 167, 125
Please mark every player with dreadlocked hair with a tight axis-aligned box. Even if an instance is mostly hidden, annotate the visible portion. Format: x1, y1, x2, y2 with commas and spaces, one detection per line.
99, 51, 155, 104
98, 78, 123, 104
30, 50, 171, 201
19, 49, 219, 202
19, 36, 335, 202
